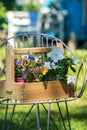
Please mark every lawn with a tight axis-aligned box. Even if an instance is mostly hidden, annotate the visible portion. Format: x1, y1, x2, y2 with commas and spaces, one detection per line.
0, 48, 87, 130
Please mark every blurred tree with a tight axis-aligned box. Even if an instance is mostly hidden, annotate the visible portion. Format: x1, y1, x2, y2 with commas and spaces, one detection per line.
17, 0, 41, 11
0, 0, 41, 11
0, 0, 16, 10
0, 2, 7, 28
0, 2, 8, 42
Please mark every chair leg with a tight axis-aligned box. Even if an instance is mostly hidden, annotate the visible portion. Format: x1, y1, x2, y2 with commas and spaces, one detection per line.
2, 100, 9, 130
35, 104, 41, 130
18, 104, 34, 130
47, 103, 51, 130
41, 103, 59, 130
7, 104, 16, 130
57, 102, 71, 130
2, 101, 16, 130
65, 101, 71, 130
57, 102, 67, 130
1, 101, 71, 130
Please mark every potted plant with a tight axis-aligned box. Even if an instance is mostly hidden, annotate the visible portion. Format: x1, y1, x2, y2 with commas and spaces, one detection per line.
13, 46, 77, 84
0, 46, 77, 84
0, 45, 78, 102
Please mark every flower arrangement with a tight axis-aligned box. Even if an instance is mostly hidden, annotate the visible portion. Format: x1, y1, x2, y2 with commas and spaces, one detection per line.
0, 46, 78, 84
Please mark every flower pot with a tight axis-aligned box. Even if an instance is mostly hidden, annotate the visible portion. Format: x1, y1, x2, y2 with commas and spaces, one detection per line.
13, 80, 74, 102
0, 79, 74, 102
15, 78, 26, 82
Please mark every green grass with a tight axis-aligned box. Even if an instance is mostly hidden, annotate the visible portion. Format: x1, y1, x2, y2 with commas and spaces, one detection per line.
0, 48, 87, 130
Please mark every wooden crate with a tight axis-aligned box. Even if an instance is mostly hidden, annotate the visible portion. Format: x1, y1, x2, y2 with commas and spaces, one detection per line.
0, 45, 74, 102
0, 80, 74, 102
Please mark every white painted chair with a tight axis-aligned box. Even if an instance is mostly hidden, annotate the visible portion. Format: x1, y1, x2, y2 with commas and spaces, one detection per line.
0, 33, 86, 130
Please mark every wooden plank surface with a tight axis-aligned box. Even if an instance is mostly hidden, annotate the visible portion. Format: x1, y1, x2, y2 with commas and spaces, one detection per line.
13, 81, 74, 102
0, 80, 74, 102
6, 45, 14, 92
25, 81, 74, 102
14, 47, 52, 54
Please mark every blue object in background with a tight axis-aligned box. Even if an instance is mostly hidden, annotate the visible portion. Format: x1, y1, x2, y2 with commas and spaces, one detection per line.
62, 0, 87, 41
40, 0, 65, 40
42, 0, 87, 42
29, 12, 39, 27
43, 0, 63, 10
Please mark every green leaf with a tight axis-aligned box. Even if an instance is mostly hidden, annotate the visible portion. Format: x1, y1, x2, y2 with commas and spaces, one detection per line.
70, 66, 76, 72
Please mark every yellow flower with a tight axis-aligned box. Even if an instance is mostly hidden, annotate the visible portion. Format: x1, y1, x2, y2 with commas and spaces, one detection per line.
41, 67, 47, 75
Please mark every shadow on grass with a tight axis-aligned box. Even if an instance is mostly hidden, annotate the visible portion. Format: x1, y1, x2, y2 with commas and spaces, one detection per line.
70, 105, 87, 120
0, 103, 71, 130
0, 103, 87, 130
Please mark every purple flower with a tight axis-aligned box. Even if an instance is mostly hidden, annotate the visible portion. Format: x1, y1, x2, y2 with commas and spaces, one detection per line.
21, 68, 26, 79
22, 74, 26, 79
28, 55, 35, 60
21, 68, 25, 74
0, 69, 2, 76
35, 67, 40, 74
15, 59, 21, 65
28, 68, 33, 73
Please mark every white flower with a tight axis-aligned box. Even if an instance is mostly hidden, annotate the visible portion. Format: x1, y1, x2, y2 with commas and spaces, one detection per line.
67, 76, 77, 85
51, 62, 57, 69
35, 57, 39, 62
72, 57, 80, 66
47, 46, 64, 63
44, 62, 52, 70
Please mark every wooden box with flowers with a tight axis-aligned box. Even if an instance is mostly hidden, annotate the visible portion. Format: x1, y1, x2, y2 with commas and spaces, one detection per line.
0, 44, 77, 102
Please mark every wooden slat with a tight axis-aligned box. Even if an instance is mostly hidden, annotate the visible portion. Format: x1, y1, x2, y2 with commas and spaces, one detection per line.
6, 45, 14, 92
0, 80, 74, 102
14, 47, 52, 54
0, 80, 23, 100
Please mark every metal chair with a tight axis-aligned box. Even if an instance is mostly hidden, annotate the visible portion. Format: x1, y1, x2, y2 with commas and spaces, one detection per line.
0, 33, 87, 130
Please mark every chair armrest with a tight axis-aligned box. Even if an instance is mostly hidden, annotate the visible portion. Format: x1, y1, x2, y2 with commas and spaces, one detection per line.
75, 59, 87, 98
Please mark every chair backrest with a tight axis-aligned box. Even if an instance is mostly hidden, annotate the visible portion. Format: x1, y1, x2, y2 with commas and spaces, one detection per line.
5, 33, 64, 48
0, 33, 86, 103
